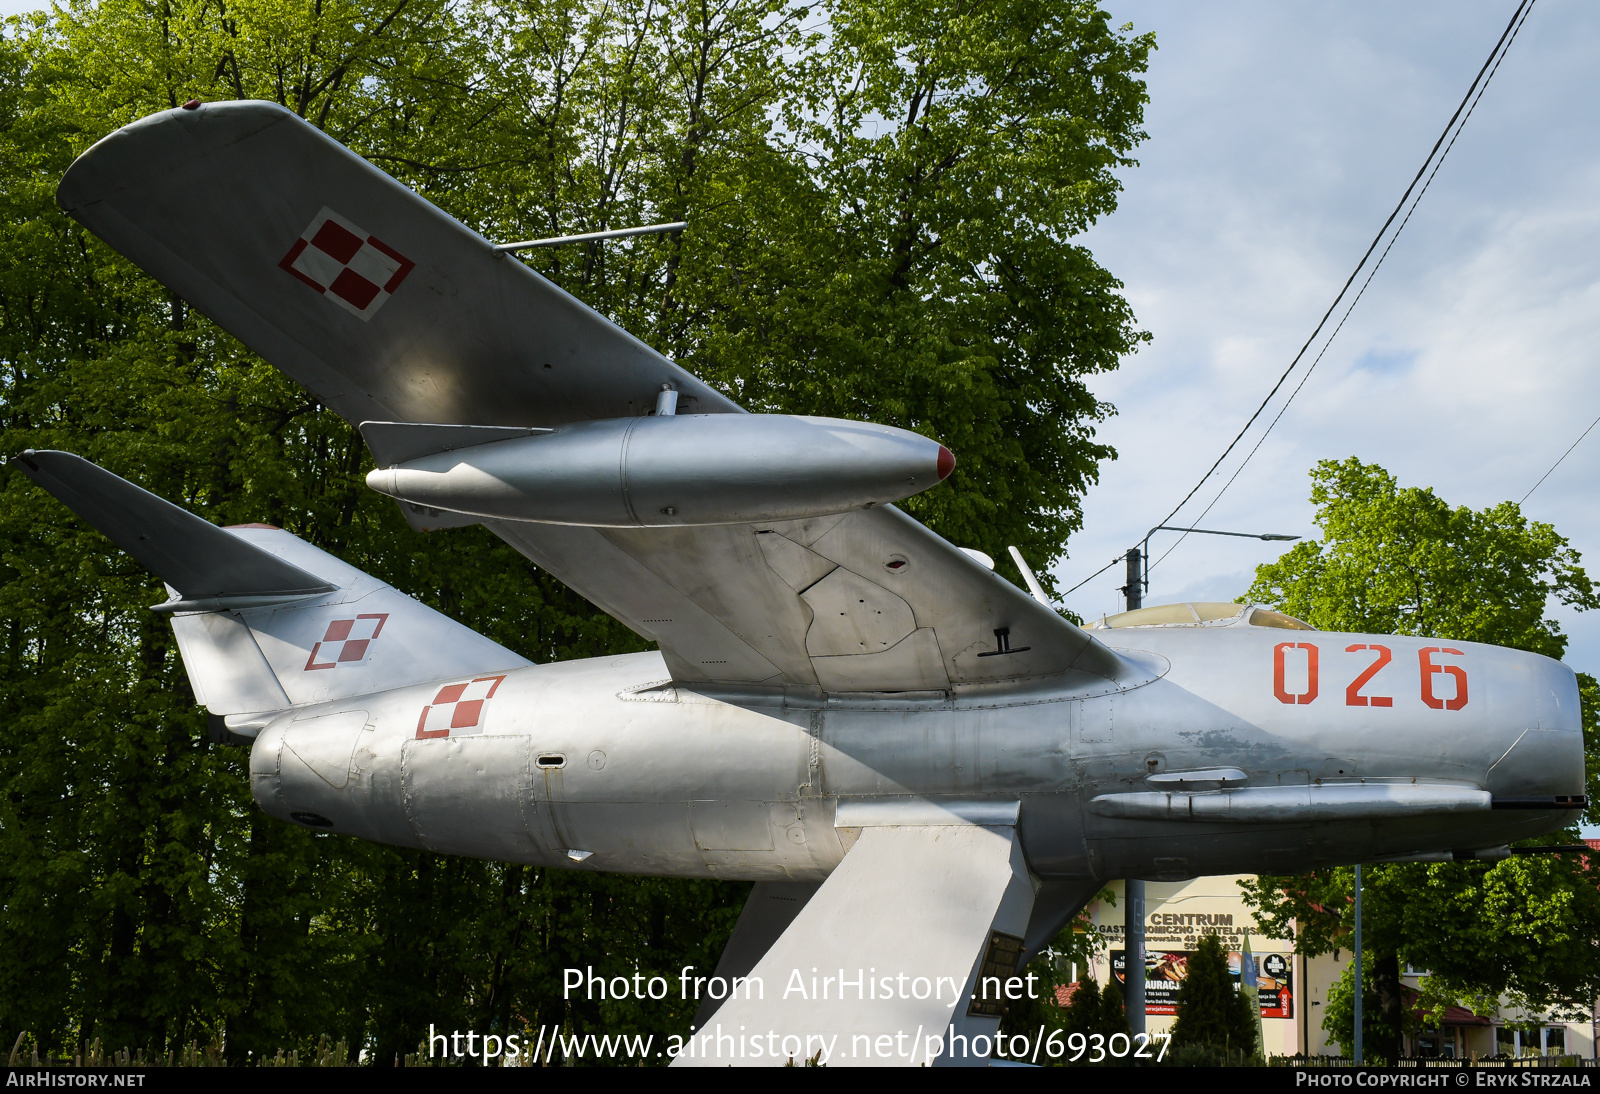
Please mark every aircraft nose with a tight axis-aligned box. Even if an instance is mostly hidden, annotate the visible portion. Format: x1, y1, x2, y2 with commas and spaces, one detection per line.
1482, 655, 1585, 804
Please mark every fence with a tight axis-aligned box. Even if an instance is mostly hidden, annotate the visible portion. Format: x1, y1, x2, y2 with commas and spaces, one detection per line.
1272, 1053, 1591, 1068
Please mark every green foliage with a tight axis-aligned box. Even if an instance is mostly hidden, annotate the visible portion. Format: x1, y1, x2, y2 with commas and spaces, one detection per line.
996, 953, 1068, 1048
999, 895, 1116, 1064
1058, 975, 1103, 1038
1037, 974, 1129, 1068
1240, 459, 1600, 1052
680, 0, 1155, 585
1241, 854, 1600, 1021
0, 0, 1151, 1064
1244, 457, 1597, 659
1320, 954, 1415, 1064
399, 0, 1153, 590
1169, 933, 1255, 1058
1580, 671, 1600, 825
1053, 973, 1130, 1043
1097, 978, 1128, 1040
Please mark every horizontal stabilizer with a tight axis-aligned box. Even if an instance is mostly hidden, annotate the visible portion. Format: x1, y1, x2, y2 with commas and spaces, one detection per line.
20, 449, 532, 716
16, 449, 332, 606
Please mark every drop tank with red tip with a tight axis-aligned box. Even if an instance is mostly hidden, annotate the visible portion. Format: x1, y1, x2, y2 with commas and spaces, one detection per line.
365, 413, 953, 527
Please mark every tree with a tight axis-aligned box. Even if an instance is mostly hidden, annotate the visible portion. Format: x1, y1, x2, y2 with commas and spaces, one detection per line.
1059, 974, 1104, 1039
0, 0, 1154, 1063
1240, 458, 1600, 1061
1098, 978, 1129, 1041
1319, 952, 1415, 1062
439, 0, 1156, 590
1243, 458, 1596, 658
659, 0, 1154, 587
1169, 933, 1255, 1058
1043, 972, 1128, 1067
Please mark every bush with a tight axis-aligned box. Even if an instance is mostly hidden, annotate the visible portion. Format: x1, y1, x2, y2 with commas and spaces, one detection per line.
1170, 933, 1257, 1058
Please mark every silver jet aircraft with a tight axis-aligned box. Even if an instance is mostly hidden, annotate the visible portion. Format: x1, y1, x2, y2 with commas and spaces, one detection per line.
19, 101, 1584, 1066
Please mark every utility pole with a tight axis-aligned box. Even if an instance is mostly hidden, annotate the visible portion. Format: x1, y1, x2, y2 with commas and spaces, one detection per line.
1107, 528, 1295, 1043
1353, 865, 1364, 1063
1121, 546, 1143, 610
1123, 877, 1145, 1039
1120, 545, 1145, 1037
1117, 527, 1298, 620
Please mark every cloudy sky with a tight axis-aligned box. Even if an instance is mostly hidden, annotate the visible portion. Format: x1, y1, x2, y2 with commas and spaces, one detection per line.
1055, 0, 1600, 682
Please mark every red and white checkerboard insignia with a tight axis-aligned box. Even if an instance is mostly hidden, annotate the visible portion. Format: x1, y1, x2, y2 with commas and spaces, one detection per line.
415, 675, 506, 739
304, 613, 389, 671
278, 207, 415, 321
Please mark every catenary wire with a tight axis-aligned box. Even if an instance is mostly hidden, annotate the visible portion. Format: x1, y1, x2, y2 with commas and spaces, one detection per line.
1521, 410, 1600, 505
1150, 0, 1537, 573
1137, 0, 1535, 577
1060, 554, 1124, 599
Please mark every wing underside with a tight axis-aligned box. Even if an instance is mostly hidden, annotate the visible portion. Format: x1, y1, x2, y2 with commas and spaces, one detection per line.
673, 819, 1036, 1067
490, 506, 1121, 691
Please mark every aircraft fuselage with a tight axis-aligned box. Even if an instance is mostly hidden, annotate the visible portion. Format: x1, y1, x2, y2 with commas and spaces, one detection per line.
250, 624, 1581, 881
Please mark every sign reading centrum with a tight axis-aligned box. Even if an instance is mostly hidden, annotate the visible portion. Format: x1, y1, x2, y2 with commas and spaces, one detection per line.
1111, 949, 1293, 1018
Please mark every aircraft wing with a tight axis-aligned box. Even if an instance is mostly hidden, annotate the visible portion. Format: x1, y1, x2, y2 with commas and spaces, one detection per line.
674, 808, 1037, 1067
58, 101, 1126, 694
56, 101, 737, 428
489, 509, 1120, 689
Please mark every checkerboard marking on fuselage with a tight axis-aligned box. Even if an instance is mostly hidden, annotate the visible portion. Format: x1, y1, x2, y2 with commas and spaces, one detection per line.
415, 675, 507, 739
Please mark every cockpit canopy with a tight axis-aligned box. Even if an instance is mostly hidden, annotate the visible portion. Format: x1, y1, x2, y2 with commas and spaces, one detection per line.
1088, 602, 1315, 631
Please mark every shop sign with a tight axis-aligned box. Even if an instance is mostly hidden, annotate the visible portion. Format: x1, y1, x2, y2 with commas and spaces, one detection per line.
1111, 948, 1293, 1019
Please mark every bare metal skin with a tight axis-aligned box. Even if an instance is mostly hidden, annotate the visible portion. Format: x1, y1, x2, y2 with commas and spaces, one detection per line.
252, 621, 1578, 883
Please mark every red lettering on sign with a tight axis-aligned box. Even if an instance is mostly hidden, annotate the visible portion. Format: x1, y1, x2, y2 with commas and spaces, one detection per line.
1274, 642, 1319, 705
1344, 644, 1393, 707
1419, 647, 1468, 711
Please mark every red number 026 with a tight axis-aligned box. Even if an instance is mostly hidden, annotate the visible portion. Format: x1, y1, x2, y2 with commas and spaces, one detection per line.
1344, 644, 1392, 707
1273, 642, 1319, 705
1419, 647, 1468, 711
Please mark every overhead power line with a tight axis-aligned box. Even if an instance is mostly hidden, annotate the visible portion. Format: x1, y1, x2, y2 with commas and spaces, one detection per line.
1060, 554, 1123, 599
1151, 0, 1538, 572
1521, 410, 1600, 505
1143, 0, 1536, 574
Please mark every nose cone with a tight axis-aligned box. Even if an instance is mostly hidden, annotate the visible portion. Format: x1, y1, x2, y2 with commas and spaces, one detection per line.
936, 446, 955, 481
1483, 654, 1585, 802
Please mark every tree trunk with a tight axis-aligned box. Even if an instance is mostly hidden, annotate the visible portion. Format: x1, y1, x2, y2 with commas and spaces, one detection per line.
1374, 949, 1404, 1062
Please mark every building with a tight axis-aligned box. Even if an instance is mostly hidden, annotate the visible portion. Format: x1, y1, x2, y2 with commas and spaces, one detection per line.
1075, 875, 1596, 1059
